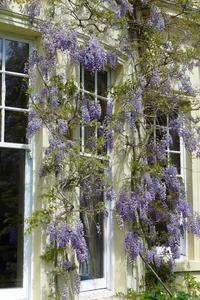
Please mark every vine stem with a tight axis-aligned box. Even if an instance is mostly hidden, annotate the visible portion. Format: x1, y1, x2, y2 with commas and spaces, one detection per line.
139, 253, 173, 298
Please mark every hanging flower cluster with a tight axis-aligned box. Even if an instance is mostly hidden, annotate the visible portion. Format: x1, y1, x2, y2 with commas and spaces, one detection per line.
47, 221, 88, 263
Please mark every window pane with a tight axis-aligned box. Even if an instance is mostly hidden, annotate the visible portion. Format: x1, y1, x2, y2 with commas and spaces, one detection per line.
156, 127, 166, 142
99, 98, 107, 123
97, 71, 107, 97
170, 152, 181, 174
84, 95, 96, 152
5, 75, 28, 109
84, 124, 96, 152
5, 111, 28, 144
0, 109, 1, 141
80, 214, 104, 280
0, 74, 2, 106
0, 148, 25, 288
84, 70, 95, 93
0, 39, 2, 70
5, 40, 29, 74
97, 98, 107, 155
169, 130, 180, 151
156, 112, 167, 127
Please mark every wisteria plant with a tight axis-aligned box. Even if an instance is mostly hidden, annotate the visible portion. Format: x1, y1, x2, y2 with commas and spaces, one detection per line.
3, 0, 200, 299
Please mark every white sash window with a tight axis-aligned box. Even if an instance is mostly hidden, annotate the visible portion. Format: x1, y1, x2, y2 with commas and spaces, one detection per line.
79, 67, 112, 292
148, 110, 186, 256
0, 35, 32, 300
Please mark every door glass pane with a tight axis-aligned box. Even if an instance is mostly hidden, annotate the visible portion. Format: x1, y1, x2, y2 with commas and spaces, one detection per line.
5, 75, 28, 109
80, 214, 104, 280
80, 180, 104, 280
5, 111, 28, 144
0, 148, 25, 288
5, 40, 29, 74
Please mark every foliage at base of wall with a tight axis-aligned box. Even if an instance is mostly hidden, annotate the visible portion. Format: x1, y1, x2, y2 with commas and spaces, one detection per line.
117, 273, 200, 300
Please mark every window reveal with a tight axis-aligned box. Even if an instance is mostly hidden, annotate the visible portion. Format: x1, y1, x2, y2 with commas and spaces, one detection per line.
0, 38, 29, 288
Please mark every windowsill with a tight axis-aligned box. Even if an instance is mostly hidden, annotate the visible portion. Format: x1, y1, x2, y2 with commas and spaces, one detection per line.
79, 289, 116, 300
175, 258, 200, 272
0, 287, 27, 300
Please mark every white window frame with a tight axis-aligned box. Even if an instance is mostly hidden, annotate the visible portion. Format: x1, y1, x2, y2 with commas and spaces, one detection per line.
0, 33, 34, 300
79, 67, 113, 292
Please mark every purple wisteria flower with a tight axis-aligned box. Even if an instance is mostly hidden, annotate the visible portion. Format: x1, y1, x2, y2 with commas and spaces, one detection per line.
125, 110, 136, 128
163, 40, 170, 49
134, 87, 143, 111
78, 37, 107, 72
57, 225, 71, 247
24, 0, 41, 19
139, 75, 147, 87
144, 174, 163, 201
169, 116, 197, 153
151, 69, 160, 86
162, 166, 180, 192
72, 272, 80, 295
120, 0, 133, 17
125, 232, 143, 260
48, 137, 64, 152
105, 186, 116, 201
116, 191, 138, 221
46, 224, 57, 245
52, 30, 77, 53
104, 129, 113, 151
178, 70, 195, 95
31, 92, 43, 103
39, 54, 56, 77
140, 0, 148, 6
161, 76, 171, 94
62, 286, 69, 300
46, 221, 88, 263
63, 260, 73, 271
88, 101, 101, 120
70, 221, 88, 263
81, 104, 90, 123
113, 0, 133, 18
188, 215, 200, 237
58, 119, 68, 134
176, 198, 192, 218
107, 51, 118, 69
81, 99, 102, 122
148, 6, 165, 32
27, 118, 42, 138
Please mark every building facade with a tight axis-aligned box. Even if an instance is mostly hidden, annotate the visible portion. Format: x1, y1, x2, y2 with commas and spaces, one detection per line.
1, 1, 200, 300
